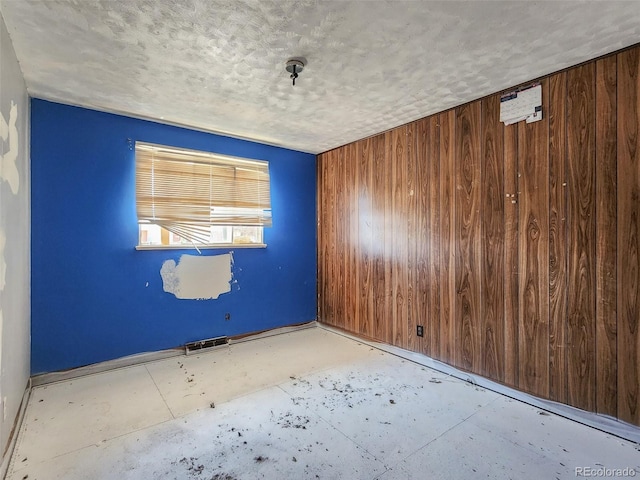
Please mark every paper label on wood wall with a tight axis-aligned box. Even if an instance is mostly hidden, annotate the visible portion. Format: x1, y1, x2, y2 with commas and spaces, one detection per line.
500, 83, 542, 125
160, 253, 233, 300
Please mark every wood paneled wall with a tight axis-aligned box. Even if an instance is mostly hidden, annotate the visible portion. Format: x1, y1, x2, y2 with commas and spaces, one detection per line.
317, 45, 640, 426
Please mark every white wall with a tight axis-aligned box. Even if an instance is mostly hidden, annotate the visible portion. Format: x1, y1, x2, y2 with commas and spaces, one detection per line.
0, 8, 30, 459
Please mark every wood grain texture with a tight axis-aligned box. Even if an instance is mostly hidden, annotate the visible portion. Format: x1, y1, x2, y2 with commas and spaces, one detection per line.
316, 153, 325, 323
617, 48, 640, 425
406, 122, 420, 352
567, 63, 596, 412
334, 147, 346, 331
336, 147, 348, 329
481, 93, 505, 382
413, 118, 431, 355
316, 44, 640, 427
503, 122, 519, 388
340, 144, 354, 333
357, 138, 373, 337
330, 148, 340, 327
548, 71, 568, 404
318, 152, 334, 325
330, 149, 339, 327
427, 116, 442, 357
391, 126, 409, 349
372, 132, 391, 343
595, 55, 618, 417
455, 101, 482, 372
439, 110, 456, 366
341, 146, 353, 333
517, 79, 550, 398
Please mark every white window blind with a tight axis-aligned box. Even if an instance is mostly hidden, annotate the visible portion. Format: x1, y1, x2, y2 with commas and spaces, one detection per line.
136, 142, 272, 245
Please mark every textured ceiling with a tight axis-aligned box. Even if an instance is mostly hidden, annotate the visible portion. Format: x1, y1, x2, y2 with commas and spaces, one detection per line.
1, 0, 639, 154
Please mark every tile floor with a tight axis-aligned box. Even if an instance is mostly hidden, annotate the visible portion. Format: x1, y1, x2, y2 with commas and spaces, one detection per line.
7, 327, 640, 480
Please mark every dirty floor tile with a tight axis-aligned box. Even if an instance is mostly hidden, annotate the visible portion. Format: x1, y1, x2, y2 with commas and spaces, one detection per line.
8, 327, 640, 480
11, 365, 172, 471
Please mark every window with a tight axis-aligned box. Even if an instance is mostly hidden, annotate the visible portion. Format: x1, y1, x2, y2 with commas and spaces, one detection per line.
135, 142, 271, 249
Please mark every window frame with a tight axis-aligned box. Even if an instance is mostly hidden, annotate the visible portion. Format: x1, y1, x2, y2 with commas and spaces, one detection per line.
134, 141, 271, 250
135, 224, 267, 250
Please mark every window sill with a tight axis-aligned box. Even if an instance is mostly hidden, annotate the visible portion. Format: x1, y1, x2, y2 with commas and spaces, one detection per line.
135, 243, 267, 251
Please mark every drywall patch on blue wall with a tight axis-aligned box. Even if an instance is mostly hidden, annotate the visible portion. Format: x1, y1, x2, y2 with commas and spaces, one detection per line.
30, 99, 317, 374
160, 253, 233, 300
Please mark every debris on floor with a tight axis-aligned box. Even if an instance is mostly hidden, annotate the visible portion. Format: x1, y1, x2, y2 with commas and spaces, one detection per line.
7, 328, 640, 480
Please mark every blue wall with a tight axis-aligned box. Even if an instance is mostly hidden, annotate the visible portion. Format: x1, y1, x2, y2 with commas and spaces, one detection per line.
30, 99, 317, 374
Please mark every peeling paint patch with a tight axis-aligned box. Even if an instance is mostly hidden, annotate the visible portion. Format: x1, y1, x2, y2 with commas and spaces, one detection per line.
160, 253, 232, 300
0, 101, 20, 194
0, 230, 5, 291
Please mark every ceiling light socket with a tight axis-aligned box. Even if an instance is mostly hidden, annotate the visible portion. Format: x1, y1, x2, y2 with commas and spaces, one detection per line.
285, 59, 305, 74
285, 59, 305, 86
